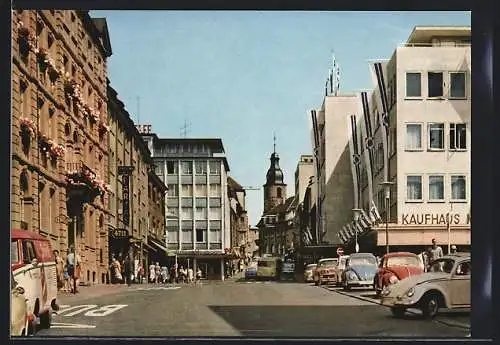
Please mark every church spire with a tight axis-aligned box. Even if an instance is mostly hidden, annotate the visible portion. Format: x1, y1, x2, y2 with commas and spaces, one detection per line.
273, 131, 276, 154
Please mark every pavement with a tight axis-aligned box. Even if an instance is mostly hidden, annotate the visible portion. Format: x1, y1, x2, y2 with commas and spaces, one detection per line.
34, 279, 470, 338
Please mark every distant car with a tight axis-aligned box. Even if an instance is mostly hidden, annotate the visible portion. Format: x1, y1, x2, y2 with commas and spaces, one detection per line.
245, 267, 257, 280
374, 252, 424, 296
342, 253, 378, 290
381, 253, 471, 318
313, 258, 338, 286
11, 271, 29, 336
303, 264, 317, 283
333, 255, 350, 286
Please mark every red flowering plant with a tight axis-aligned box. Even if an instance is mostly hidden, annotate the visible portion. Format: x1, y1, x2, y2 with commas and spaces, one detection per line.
88, 107, 100, 123
17, 21, 36, 50
63, 73, 77, 94
19, 117, 36, 138
49, 142, 65, 158
65, 169, 110, 197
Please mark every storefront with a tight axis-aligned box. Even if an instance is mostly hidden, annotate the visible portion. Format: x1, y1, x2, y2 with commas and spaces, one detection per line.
177, 250, 226, 280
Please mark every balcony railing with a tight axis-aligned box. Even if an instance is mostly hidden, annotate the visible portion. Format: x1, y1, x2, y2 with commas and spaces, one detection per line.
66, 161, 97, 180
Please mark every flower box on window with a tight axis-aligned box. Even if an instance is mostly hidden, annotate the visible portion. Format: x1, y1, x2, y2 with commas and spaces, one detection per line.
19, 117, 36, 138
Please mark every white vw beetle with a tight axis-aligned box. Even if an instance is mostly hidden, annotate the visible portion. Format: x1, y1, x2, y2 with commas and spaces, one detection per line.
381, 253, 470, 318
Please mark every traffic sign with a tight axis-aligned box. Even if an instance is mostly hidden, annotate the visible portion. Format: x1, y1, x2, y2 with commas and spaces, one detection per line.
336, 247, 344, 256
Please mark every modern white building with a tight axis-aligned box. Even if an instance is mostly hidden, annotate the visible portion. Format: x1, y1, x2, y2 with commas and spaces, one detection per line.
310, 95, 361, 245
294, 155, 314, 205
342, 26, 471, 255
140, 135, 231, 280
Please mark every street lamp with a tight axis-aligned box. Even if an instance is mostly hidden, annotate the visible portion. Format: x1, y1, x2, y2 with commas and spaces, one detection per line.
380, 181, 394, 254
352, 208, 362, 253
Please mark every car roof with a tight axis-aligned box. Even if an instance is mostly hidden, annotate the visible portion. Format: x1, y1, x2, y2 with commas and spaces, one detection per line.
349, 253, 376, 258
383, 252, 418, 258
11, 228, 50, 241
319, 258, 337, 261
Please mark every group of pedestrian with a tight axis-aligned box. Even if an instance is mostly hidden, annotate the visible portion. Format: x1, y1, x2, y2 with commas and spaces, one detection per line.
54, 246, 81, 294
147, 263, 203, 284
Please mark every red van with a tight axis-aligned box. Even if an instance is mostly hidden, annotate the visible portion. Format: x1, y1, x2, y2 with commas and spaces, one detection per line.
11, 229, 58, 332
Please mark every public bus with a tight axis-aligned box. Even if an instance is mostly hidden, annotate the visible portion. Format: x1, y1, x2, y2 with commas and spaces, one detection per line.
256, 257, 282, 280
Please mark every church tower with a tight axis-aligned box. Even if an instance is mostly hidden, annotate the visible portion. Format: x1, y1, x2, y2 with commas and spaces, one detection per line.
263, 134, 287, 213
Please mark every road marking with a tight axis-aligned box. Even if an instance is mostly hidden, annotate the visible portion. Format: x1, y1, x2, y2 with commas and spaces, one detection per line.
56, 304, 129, 317
84, 304, 127, 317
51, 322, 96, 329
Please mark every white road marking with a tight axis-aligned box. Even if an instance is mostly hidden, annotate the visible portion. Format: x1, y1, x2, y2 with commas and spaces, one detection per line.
51, 322, 96, 329
58, 305, 99, 316
84, 304, 127, 317
59, 305, 71, 309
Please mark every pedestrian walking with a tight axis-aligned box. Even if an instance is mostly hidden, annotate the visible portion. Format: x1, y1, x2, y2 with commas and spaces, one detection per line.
161, 266, 168, 284
149, 263, 156, 283
124, 256, 132, 286
429, 239, 444, 262
187, 267, 194, 284
196, 267, 202, 286
111, 258, 123, 284
63, 265, 71, 292
137, 265, 145, 284
54, 250, 64, 291
154, 262, 161, 284
66, 246, 80, 294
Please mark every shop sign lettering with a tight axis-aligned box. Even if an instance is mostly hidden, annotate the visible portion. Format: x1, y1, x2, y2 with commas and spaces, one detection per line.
401, 213, 471, 225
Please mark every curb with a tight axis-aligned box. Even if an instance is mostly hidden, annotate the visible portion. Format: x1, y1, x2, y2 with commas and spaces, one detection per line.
321, 286, 471, 331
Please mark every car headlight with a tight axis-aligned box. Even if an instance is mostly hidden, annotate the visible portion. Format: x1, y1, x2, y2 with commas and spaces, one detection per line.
389, 275, 399, 284
406, 287, 415, 297
347, 271, 358, 281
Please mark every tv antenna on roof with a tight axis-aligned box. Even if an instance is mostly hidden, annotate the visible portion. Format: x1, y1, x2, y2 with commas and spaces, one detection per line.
180, 119, 192, 138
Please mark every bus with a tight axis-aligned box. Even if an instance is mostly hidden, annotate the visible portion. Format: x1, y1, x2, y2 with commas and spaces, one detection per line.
256, 257, 282, 280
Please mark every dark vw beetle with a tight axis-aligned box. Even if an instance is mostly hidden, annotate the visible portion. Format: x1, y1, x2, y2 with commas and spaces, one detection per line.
342, 253, 378, 290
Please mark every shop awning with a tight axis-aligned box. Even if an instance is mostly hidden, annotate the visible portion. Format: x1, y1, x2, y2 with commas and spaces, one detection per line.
149, 238, 176, 256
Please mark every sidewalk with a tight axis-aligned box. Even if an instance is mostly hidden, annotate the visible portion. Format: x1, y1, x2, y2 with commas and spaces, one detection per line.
57, 283, 129, 304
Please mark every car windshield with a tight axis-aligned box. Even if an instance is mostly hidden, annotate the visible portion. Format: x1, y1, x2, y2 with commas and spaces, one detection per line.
319, 259, 337, 267
386, 256, 420, 267
349, 257, 376, 266
306, 264, 316, 270
429, 258, 455, 273
258, 260, 274, 267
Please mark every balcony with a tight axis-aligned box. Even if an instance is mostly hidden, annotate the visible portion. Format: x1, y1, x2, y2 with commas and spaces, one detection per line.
65, 161, 107, 204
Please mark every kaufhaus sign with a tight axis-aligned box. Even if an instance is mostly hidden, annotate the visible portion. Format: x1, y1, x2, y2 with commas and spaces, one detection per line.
401, 213, 471, 226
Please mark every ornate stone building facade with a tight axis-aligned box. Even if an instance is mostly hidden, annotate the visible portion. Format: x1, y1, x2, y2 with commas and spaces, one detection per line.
11, 10, 112, 284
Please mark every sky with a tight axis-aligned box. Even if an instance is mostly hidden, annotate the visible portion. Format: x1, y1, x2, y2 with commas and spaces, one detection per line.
91, 11, 471, 226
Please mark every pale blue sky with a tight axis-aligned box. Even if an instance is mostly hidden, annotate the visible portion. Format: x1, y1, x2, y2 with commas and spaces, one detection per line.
91, 11, 471, 226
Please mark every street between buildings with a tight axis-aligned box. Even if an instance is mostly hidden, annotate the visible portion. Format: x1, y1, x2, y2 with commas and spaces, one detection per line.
36, 280, 469, 338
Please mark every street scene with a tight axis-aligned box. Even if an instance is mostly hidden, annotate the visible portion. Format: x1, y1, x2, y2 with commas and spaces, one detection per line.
10, 9, 471, 338
37, 278, 470, 337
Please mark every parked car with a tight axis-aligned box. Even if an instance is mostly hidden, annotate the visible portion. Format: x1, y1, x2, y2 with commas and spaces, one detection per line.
11, 229, 59, 332
303, 264, 317, 283
381, 253, 471, 318
11, 271, 29, 336
342, 253, 378, 290
374, 252, 424, 296
313, 258, 338, 286
333, 255, 350, 286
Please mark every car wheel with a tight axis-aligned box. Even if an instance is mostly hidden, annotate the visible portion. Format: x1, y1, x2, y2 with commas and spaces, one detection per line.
343, 283, 351, 291
421, 293, 441, 318
39, 310, 51, 329
314, 279, 319, 286
391, 307, 406, 318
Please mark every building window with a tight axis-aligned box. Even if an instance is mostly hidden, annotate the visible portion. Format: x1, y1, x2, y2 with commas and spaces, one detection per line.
406, 72, 421, 97
277, 188, 282, 198
449, 72, 466, 99
451, 175, 466, 201
405, 124, 422, 150
195, 207, 207, 220
209, 184, 221, 196
182, 229, 193, 243
406, 175, 422, 201
167, 184, 178, 196
209, 228, 222, 243
449, 123, 467, 150
181, 207, 193, 219
428, 72, 443, 98
194, 184, 207, 197
181, 161, 192, 174
166, 161, 178, 174
181, 184, 193, 197
209, 207, 222, 220
195, 161, 207, 174
428, 175, 444, 201
196, 229, 207, 242
209, 161, 220, 175
428, 123, 444, 150
167, 223, 179, 243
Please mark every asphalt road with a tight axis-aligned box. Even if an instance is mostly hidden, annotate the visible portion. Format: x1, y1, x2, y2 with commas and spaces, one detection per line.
34, 279, 470, 338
